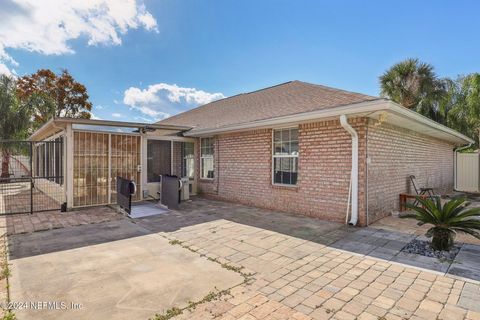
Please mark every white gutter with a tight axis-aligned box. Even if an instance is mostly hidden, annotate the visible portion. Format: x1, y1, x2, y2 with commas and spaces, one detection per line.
387, 102, 474, 144
340, 115, 358, 226
184, 100, 387, 136
454, 142, 473, 190
183, 100, 473, 145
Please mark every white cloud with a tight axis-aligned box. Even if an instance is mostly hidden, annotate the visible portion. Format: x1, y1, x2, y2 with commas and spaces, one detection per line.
134, 116, 154, 123
90, 112, 102, 120
111, 112, 123, 118
0, 0, 158, 71
123, 83, 224, 120
0, 63, 15, 77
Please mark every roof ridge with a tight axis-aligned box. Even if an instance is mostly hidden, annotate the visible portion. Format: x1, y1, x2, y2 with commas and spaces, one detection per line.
293, 80, 378, 98
239, 80, 294, 96
157, 80, 379, 126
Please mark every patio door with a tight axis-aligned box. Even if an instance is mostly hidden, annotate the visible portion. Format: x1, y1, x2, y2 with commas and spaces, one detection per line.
110, 134, 141, 203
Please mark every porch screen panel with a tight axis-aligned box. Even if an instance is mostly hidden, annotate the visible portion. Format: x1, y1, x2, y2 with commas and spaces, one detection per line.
73, 132, 109, 206
110, 134, 141, 202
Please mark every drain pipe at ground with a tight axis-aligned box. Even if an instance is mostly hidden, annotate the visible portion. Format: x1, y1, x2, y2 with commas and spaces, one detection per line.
340, 115, 358, 226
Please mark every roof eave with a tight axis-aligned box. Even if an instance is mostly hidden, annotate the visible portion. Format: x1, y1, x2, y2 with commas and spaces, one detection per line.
29, 117, 192, 140
385, 101, 474, 145
184, 99, 387, 136
184, 99, 473, 145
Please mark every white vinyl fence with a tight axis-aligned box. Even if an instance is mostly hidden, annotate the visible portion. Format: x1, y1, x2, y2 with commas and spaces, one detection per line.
456, 153, 480, 192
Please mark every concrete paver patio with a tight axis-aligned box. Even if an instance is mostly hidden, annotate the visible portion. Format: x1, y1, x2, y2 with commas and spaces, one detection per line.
135, 198, 480, 320
9, 219, 244, 320
6, 197, 480, 319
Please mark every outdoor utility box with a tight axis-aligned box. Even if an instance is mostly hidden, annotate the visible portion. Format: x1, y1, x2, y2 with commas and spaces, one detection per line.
160, 175, 180, 210
180, 177, 190, 201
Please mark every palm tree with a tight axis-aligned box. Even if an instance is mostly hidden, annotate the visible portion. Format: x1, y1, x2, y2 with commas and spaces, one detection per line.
379, 58, 446, 116
0, 75, 32, 178
401, 197, 480, 251
448, 73, 480, 145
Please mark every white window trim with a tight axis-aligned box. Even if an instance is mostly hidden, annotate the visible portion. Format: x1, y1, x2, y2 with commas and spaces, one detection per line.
271, 127, 299, 187
200, 137, 214, 180
182, 142, 195, 179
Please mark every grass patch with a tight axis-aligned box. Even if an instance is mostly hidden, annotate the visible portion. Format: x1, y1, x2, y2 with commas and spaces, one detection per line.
151, 289, 231, 320
168, 239, 183, 246
0, 234, 14, 320
1, 311, 16, 320
166, 236, 254, 283
220, 263, 243, 273
186, 288, 231, 310
152, 307, 182, 320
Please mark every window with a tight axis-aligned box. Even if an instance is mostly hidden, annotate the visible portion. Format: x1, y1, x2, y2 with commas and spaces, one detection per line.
201, 138, 214, 179
182, 142, 195, 179
273, 128, 298, 185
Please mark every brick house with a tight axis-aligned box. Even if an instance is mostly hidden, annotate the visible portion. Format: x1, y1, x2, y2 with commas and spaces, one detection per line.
29, 81, 473, 225
158, 81, 473, 226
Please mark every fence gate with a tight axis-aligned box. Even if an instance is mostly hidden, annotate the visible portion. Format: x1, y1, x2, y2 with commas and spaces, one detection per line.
456, 152, 480, 193
0, 140, 65, 215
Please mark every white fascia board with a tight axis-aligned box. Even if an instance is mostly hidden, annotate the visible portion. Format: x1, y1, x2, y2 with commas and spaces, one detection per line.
184, 99, 474, 145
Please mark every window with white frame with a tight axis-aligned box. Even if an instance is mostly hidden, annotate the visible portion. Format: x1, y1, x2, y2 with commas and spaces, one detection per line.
273, 128, 298, 185
181, 142, 195, 179
201, 138, 214, 179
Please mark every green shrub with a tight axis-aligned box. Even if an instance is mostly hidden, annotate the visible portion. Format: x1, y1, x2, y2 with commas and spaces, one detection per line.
401, 197, 480, 251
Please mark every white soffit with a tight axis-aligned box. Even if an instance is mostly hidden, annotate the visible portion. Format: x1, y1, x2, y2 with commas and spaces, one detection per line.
184, 99, 473, 145
369, 103, 473, 145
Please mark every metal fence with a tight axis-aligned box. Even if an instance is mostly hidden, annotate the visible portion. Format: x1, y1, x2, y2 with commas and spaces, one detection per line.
0, 139, 65, 214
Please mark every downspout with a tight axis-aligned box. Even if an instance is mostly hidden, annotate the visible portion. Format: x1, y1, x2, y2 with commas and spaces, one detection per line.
365, 119, 369, 226
340, 115, 358, 226
454, 142, 473, 191
216, 137, 220, 195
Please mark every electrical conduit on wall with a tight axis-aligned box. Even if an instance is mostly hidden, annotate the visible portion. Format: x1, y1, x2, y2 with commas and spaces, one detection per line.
340, 115, 358, 226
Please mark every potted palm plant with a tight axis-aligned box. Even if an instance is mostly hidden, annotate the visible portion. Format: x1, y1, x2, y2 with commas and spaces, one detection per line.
401, 197, 480, 251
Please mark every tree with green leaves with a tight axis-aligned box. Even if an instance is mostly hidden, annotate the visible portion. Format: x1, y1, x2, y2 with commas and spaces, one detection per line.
448, 73, 480, 145
16, 69, 92, 129
379, 58, 447, 122
0, 75, 32, 177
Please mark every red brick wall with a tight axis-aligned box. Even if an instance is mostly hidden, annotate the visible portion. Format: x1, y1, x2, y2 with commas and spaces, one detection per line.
366, 119, 455, 223
196, 118, 369, 225
194, 118, 455, 226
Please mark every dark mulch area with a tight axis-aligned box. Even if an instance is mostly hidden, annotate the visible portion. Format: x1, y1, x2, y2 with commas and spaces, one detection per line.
401, 239, 461, 261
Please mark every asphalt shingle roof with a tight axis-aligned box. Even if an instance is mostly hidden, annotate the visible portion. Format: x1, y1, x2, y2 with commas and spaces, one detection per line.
158, 80, 380, 133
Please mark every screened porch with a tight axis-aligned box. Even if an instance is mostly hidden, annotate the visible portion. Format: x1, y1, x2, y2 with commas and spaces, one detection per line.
29, 118, 193, 210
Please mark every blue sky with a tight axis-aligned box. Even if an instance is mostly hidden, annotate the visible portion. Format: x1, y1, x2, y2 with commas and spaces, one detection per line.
1, 0, 479, 122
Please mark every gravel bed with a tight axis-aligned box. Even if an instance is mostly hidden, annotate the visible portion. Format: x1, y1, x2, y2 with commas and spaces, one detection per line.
401, 239, 461, 260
